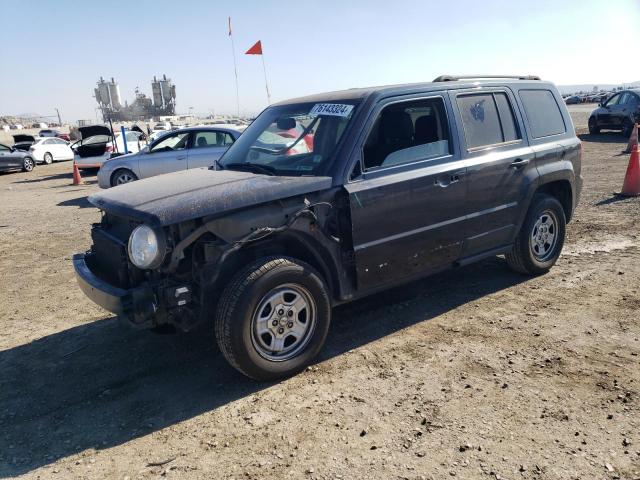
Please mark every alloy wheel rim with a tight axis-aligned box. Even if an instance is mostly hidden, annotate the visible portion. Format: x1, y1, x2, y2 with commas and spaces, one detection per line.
116, 173, 134, 184
250, 284, 316, 362
530, 210, 558, 261
25, 159, 33, 171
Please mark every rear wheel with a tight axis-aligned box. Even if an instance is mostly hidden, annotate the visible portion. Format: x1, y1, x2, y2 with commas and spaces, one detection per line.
215, 257, 331, 381
588, 117, 600, 135
111, 169, 138, 187
43, 152, 53, 165
505, 194, 566, 275
22, 157, 35, 172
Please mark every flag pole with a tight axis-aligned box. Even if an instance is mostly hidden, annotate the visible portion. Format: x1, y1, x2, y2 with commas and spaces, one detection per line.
260, 48, 271, 105
228, 17, 240, 117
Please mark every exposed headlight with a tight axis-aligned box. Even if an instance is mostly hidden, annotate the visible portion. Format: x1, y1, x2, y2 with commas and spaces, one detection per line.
128, 225, 165, 269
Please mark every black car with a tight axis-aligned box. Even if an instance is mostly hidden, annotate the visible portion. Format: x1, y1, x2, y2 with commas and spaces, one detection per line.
588, 89, 640, 137
0, 143, 36, 172
74, 75, 582, 380
11, 134, 38, 152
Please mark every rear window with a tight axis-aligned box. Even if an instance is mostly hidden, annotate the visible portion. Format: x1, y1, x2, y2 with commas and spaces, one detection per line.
519, 89, 566, 138
456, 92, 520, 149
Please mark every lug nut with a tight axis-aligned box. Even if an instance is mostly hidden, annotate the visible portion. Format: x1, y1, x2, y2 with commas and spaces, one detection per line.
278, 327, 285, 334
272, 320, 278, 326
278, 309, 284, 316
287, 310, 294, 317
287, 321, 293, 328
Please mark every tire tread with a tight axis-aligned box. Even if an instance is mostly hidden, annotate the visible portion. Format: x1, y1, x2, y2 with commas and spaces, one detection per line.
215, 257, 299, 378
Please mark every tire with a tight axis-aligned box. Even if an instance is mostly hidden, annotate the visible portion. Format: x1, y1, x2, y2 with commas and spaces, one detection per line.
43, 152, 53, 165
111, 168, 138, 187
622, 119, 633, 138
22, 157, 35, 172
215, 257, 331, 381
588, 117, 600, 135
505, 193, 566, 275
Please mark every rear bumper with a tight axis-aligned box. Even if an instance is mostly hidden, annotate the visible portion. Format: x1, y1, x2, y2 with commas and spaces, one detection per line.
74, 154, 107, 168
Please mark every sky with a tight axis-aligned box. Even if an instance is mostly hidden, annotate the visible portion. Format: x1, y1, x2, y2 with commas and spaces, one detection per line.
1, 0, 639, 122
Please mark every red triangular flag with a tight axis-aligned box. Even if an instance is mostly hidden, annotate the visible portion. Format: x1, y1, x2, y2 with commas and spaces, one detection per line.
245, 40, 262, 55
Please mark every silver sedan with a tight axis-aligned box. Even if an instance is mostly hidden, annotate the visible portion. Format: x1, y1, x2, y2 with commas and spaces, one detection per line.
97, 126, 243, 188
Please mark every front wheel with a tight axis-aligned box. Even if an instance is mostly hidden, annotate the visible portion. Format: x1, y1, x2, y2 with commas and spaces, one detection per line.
505, 193, 566, 275
111, 168, 138, 187
22, 157, 35, 172
588, 117, 600, 135
622, 119, 634, 138
215, 257, 331, 381
43, 152, 53, 164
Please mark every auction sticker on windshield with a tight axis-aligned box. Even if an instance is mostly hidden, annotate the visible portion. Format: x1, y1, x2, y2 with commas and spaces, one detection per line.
310, 103, 354, 117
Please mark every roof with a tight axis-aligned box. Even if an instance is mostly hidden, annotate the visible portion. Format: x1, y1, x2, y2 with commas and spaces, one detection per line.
272, 76, 549, 106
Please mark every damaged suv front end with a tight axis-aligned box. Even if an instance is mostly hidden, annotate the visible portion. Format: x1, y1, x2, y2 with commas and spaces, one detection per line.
73, 168, 339, 332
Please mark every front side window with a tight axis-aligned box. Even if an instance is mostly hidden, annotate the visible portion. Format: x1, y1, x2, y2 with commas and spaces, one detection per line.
193, 131, 235, 149
219, 101, 358, 176
519, 89, 566, 139
150, 132, 189, 153
457, 92, 521, 149
363, 97, 451, 171
604, 93, 621, 107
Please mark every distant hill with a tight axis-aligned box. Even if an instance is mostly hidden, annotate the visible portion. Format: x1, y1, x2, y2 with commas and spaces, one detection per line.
558, 81, 640, 95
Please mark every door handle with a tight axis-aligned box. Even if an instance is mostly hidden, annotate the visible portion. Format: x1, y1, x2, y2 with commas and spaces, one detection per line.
510, 158, 530, 169
177, 155, 187, 160
435, 171, 465, 187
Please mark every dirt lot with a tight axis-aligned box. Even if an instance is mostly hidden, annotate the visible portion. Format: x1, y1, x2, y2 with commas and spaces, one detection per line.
0, 129, 639, 480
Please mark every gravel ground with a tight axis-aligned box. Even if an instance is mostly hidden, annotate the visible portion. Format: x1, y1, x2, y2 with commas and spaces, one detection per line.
0, 129, 638, 480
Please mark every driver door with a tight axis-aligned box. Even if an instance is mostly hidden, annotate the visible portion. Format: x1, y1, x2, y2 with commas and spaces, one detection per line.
138, 131, 191, 177
599, 93, 621, 128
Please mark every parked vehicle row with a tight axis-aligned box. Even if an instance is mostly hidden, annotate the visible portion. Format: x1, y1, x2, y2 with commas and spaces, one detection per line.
73, 75, 583, 380
97, 126, 242, 187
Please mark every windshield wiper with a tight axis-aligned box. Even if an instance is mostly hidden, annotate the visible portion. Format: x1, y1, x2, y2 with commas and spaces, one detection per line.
223, 162, 277, 176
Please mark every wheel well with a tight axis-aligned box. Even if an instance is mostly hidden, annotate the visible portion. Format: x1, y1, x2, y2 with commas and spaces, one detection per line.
212, 234, 338, 302
536, 180, 573, 221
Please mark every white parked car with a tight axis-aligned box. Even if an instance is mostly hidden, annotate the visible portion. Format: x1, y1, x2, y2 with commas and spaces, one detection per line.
153, 122, 171, 131
71, 125, 147, 169
29, 137, 74, 164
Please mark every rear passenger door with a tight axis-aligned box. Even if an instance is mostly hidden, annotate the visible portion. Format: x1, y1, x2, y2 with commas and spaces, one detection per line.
188, 130, 235, 169
450, 88, 536, 257
346, 94, 468, 291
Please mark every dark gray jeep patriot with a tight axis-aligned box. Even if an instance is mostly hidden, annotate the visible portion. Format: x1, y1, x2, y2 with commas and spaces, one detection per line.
74, 75, 583, 380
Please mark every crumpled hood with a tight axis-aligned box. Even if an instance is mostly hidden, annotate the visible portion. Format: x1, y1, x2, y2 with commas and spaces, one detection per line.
88, 168, 332, 226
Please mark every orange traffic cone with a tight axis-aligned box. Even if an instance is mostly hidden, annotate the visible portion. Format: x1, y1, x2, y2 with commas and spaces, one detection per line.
620, 145, 640, 197
72, 161, 84, 185
625, 123, 638, 154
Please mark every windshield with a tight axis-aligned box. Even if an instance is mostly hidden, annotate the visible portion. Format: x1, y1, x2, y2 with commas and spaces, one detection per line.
219, 101, 358, 176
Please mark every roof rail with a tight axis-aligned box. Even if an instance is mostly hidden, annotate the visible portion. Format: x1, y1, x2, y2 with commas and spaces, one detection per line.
433, 75, 541, 82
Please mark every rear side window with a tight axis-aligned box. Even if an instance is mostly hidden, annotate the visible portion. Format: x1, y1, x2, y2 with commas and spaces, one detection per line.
519, 89, 566, 138
456, 92, 520, 149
